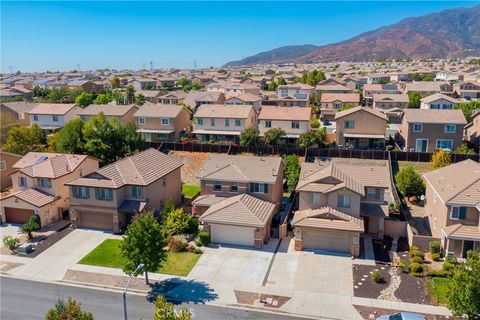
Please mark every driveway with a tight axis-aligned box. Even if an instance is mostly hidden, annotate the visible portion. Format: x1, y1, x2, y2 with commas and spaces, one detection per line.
7, 228, 113, 281
0, 223, 22, 240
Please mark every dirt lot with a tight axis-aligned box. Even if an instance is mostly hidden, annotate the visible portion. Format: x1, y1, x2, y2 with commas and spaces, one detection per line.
168, 151, 209, 185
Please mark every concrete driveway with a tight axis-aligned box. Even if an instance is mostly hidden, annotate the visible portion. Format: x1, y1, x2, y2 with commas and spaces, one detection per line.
0, 223, 22, 240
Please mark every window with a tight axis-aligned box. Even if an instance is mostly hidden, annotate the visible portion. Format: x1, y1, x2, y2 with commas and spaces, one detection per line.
52, 115, 59, 122
80, 115, 88, 122
213, 181, 222, 191
344, 120, 355, 129
210, 118, 215, 126
291, 121, 300, 129
197, 118, 203, 125
413, 123, 423, 132
366, 187, 379, 199
96, 188, 113, 201
235, 119, 241, 127
138, 117, 145, 125
450, 207, 467, 220
38, 178, 52, 188
224, 119, 229, 127
337, 194, 351, 208
18, 113, 24, 120
161, 118, 169, 125
250, 183, 268, 193
0, 160, 5, 171
229, 182, 238, 192
415, 139, 428, 152
436, 139, 453, 150
444, 124, 456, 133
19, 176, 27, 187
265, 121, 272, 128
132, 186, 143, 198
311, 193, 320, 203
33, 115, 39, 121
76, 186, 89, 199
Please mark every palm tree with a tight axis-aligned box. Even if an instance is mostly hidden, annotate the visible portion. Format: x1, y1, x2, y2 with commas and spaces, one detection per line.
20, 221, 39, 239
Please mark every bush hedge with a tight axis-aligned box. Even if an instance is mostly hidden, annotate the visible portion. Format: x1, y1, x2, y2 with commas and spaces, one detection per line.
429, 240, 441, 254
198, 231, 210, 246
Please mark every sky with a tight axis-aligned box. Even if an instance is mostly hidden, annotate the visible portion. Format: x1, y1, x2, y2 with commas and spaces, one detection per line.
1, 1, 478, 73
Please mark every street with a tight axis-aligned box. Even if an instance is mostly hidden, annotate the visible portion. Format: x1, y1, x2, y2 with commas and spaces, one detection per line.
0, 277, 307, 320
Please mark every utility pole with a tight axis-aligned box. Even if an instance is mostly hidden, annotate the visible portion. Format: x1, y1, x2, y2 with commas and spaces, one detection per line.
150, 61, 153, 71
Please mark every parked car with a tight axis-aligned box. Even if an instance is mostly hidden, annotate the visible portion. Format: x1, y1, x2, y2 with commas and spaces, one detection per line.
377, 312, 426, 320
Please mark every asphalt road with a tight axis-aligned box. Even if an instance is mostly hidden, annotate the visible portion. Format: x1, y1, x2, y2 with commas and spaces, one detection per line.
0, 277, 307, 320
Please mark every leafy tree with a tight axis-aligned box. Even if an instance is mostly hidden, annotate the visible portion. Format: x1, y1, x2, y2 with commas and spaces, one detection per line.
46, 87, 84, 103
144, 82, 155, 90
45, 133, 59, 152
75, 92, 93, 107
110, 76, 120, 89
298, 128, 326, 148
177, 77, 190, 88
120, 212, 166, 284
239, 128, 259, 146
135, 93, 145, 106
120, 122, 147, 156
154, 296, 192, 320
455, 100, 480, 123
112, 89, 126, 105
395, 165, 425, 197
161, 199, 177, 218
447, 251, 480, 319
431, 149, 452, 169
44, 297, 93, 320
4, 124, 43, 155
82, 113, 120, 165
1, 112, 18, 144
125, 85, 135, 104
164, 208, 198, 235
32, 85, 49, 98
283, 154, 301, 193
407, 92, 421, 109
295, 69, 326, 86
453, 143, 477, 155
55, 118, 85, 154
310, 117, 320, 129
264, 128, 285, 145
267, 82, 277, 91
277, 77, 287, 85
337, 104, 355, 112
93, 93, 113, 105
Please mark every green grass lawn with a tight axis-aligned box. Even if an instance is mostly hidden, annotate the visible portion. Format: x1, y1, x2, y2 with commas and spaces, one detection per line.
78, 239, 201, 277
427, 277, 450, 305
182, 184, 201, 198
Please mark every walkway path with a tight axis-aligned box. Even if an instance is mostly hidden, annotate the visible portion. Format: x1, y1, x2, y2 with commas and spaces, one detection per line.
378, 237, 401, 302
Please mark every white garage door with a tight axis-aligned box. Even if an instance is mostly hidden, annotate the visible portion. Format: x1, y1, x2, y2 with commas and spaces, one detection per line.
211, 224, 255, 247
303, 230, 351, 253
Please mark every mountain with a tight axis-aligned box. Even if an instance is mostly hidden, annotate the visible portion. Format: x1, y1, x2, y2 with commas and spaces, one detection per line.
224, 4, 480, 67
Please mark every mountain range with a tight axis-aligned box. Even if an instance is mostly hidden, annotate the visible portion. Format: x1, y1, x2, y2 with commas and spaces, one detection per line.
224, 4, 480, 67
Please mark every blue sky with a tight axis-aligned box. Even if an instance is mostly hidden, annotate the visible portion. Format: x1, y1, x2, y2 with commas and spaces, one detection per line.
1, 1, 478, 72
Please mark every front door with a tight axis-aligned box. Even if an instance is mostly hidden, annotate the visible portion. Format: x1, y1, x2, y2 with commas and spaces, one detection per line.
463, 240, 474, 258
415, 139, 428, 152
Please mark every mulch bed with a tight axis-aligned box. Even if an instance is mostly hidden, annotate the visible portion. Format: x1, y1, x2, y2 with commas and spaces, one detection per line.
395, 272, 430, 304
353, 264, 391, 299
354, 305, 461, 320
20, 225, 74, 258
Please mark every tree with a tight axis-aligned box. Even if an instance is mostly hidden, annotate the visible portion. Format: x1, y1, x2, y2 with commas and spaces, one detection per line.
125, 85, 135, 104
55, 118, 85, 154
75, 92, 93, 107
20, 220, 39, 239
120, 122, 147, 156
135, 93, 145, 106
239, 128, 259, 146
337, 104, 354, 112
4, 124, 43, 155
154, 296, 192, 320
44, 297, 94, 320
407, 92, 421, 109
283, 154, 301, 193
277, 77, 287, 85
453, 143, 477, 155
455, 100, 480, 123
431, 149, 452, 169
120, 212, 166, 284
93, 93, 113, 105
82, 113, 119, 165
298, 128, 326, 148
267, 82, 277, 91
447, 251, 480, 319
395, 165, 425, 197
110, 76, 120, 89
264, 128, 285, 145
164, 208, 198, 235
177, 77, 190, 88
0, 112, 18, 144
310, 117, 320, 129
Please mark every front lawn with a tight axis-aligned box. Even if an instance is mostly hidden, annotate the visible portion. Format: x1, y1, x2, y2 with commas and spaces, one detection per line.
182, 184, 201, 198
427, 277, 450, 305
78, 239, 201, 276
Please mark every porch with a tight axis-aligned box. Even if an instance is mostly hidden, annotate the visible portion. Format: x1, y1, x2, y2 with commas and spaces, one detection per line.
344, 133, 385, 150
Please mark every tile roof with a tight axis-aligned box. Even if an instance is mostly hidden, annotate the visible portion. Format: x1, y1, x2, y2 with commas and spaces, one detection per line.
134, 104, 185, 118
78, 104, 138, 116
258, 106, 311, 121
194, 104, 253, 119
1, 101, 38, 113
443, 224, 480, 240
2, 188, 58, 208
197, 154, 282, 184
403, 109, 466, 124
321, 93, 360, 103
373, 93, 409, 103
420, 93, 460, 104
291, 206, 364, 232
199, 193, 276, 228
334, 106, 387, 121
29, 103, 76, 115
225, 92, 261, 102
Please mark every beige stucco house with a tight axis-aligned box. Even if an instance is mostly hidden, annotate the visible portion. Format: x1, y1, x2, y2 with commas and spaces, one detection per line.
465, 109, 480, 146
78, 104, 139, 124
420, 93, 460, 110
424, 160, 480, 258
65, 148, 183, 233
258, 106, 311, 143
0, 151, 23, 191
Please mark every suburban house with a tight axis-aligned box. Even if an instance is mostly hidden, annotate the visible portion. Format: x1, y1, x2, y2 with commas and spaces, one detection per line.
135, 90, 162, 103
292, 158, 391, 256
363, 84, 401, 105
132, 78, 157, 90
399, 109, 467, 152
315, 82, 352, 94
277, 83, 314, 107
156, 91, 187, 105
453, 82, 480, 99
465, 109, 480, 146
29, 103, 81, 133
192, 104, 257, 143
78, 104, 138, 124
65, 148, 183, 233
258, 106, 311, 143
67, 79, 103, 94
0, 152, 99, 226
335, 106, 387, 150
0, 151, 23, 191
224, 82, 260, 96
134, 104, 191, 142
183, 91, 224, 109
225, 92, 262, 111
372, 94, 409, 110
193, 154, 284, 248
402, 81, 453, 98
420, 93, 460, 110
320, 93, 360, 110
423, 160, 480, 258
0, 101, 38, 127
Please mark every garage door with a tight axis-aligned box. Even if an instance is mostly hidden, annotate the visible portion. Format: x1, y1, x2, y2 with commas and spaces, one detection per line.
211, 224, 255, 247
4, 207, 34, 224
303, 230, 351, 253
78, 211, 114, 230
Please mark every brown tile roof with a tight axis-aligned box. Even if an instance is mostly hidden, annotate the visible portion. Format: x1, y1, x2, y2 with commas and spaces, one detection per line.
65, 148, 182, 189
291, 206, 364, 232
403, 109, 466, 124
278, 83, 314, 90
315, 84, 351, 92
133, 104, 185, 118
334, 106, 387, 121
2, 188, 58, 208
29, 103, 76, 115
225, 92, 261, 102
199, 193, 276, 228
78, 104, 138, 116
373, 93, 409, 103
443, 224, 480, 241
194, 104, 253, 119
1, 101, 38, 114
320, 93, 360, 103
12, 153, 92, 179
258, 106, 311, 121
420, 93, 460, 104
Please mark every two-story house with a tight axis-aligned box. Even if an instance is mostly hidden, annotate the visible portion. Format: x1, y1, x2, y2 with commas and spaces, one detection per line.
400, 109, 467, 152
193, 154, 284, 248
0, 152, 99, 226
277, 83, 314, 107
29, 103, 81, 134
465, 109, 480, 146
65, 148, 183, 233
183, 91, 225, 110
0, 151, 23, 191
424, 160, 480, 258
292, 158, 391, 256
1, 101, 38, 127
363, 84, 401, 105
335, 106, 387, 150
192, 104, 257, 143
372, 94, 409, 110
454, 82, 480, 99
78, 104, 138, 124
225, 93, 262, 111
320, 93, 360, 121
258, 106, 311, 143
402, 81, 453, 98
131, 78, 157, 90
156, 91, 187, 105
420, 93, 460, 110
134, 104, 191, 142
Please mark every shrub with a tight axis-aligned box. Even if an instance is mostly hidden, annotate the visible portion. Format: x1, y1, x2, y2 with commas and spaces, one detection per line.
410, 262, 423, 275
413, 251, 425, 260
20, 221, 39, 239
198, 231, 210, 246
3, 236, 20, 250
371, 270, 383, 283
194, 239, 203, 247
28, 214, 41, 229
431, 253, 441, 261
193, 248, 203, 254
399, 259, 409, 273
412, 256, 423, 264
168, 235, 188, 252
427, 270, 449, 277
395, 165, 425, 197
445, 255, 458, 265
164, 208, 198, 235
429, 240, 441, 254
443, 261, 456, 272
409, 245, 420, 255
431, 149, 452, 169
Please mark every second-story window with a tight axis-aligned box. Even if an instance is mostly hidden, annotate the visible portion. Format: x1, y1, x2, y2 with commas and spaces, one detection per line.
450, 206, 466, 220
444, 124, 456, 133
33, 115, 39, 121
52, 115, 59, 122
38, 178, 52, 188
337, 194, 351, 208
75, 186, 89, 199
225, 119, 229, 127
138, 117, 145, 125
413, 123, 423, 132
197, 118, 203, 125
19, 176, 27, 187
132, 186, 143, 198
265, 121, 272, 128
311, 193, 320, 203
161, 118, 169, 125
213, 181, 222, 192
210, 118, 215, 127
345, 120, 355, 129
95, 188, 113, 201
250, 183, 268, 194
291, 121, 300, 129
229, 182, 238, 192
366, 187, 379, 199
235, 119, 241, 127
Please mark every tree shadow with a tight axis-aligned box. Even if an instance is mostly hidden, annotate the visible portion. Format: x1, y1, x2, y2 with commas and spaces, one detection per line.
146, 278, 218, 305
